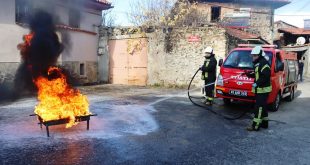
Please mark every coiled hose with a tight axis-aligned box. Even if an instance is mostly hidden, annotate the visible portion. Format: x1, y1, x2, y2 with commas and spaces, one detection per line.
187, 68, 249, 120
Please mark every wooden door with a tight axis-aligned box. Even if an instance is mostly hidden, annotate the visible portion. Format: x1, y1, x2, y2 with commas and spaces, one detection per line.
108, 38, 148, 85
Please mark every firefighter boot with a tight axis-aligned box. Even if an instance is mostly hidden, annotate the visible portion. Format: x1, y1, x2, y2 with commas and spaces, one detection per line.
205, 97, 213, 106
205, 101, 212, 106
246, 122, 259, 131
246, 126, 259, 131
261, 118, 269, 129
201, 96, 208, 104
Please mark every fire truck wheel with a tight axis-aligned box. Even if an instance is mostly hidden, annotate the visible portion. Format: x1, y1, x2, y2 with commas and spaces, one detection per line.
286, 88, 295, 102
223, 98, 231, 105
269, 93, 281, 112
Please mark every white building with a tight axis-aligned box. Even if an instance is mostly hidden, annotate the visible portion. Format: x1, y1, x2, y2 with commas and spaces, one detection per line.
0, 0, 112, 84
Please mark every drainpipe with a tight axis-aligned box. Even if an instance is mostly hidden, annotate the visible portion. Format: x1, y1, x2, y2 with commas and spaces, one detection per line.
271, 7, 275, 44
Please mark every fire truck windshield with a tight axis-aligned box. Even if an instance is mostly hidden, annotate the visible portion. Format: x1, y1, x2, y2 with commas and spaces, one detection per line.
223, 50, 272, 69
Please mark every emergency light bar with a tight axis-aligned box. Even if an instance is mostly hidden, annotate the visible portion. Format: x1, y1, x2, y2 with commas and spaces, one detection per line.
238, 44, 278, 48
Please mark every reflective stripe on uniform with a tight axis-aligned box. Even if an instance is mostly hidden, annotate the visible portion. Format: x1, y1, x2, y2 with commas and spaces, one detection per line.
257, 86, 272, 93
204, 60, 210, 79
261, 64, 270, 72
255, 64, 269, 81
253, 118, 262, 123
253, 64, 272, 94
254, 107, 263, 129
255, 66, 259, 81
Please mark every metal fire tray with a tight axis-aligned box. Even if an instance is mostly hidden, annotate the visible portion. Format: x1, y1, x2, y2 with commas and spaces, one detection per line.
30, 114, 97, 137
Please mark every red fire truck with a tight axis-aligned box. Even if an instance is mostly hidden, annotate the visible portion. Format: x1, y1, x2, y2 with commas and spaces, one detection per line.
216, 44, 298, 111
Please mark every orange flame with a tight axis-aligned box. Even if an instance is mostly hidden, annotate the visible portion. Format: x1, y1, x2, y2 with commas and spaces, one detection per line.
34, 67, 90, 128
24, 33, 34, 46
17, 33, 34, 61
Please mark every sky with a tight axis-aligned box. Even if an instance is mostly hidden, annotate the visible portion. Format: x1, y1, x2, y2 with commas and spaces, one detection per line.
106, 0, 134, 26
107, 0, 310, 28
274, 0, 310, 27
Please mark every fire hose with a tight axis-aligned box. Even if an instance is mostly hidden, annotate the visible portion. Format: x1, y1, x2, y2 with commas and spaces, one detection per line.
187, 68, 249, 120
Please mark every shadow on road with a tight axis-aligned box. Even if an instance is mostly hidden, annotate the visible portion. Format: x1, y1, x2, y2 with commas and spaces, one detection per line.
295, 90, 302, 98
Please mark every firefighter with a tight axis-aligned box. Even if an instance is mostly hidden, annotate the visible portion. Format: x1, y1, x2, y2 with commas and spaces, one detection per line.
298, 58, 304, 82
244, 46, 271, 131
200, 46, 217, 105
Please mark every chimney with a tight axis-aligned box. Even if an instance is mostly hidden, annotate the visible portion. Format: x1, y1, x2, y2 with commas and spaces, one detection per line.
304, 19, 310, 30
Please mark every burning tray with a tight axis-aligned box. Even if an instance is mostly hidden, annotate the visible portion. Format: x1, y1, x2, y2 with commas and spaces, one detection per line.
30, 114, 97, 137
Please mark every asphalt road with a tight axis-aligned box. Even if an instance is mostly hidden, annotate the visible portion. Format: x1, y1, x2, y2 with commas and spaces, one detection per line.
0, 80, 310, 165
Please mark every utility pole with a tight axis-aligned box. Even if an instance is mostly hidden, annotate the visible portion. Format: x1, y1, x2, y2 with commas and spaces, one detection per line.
271, 5, 275, 44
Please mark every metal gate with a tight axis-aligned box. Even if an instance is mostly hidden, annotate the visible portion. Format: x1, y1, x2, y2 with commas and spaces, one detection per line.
108, 38, 148, 86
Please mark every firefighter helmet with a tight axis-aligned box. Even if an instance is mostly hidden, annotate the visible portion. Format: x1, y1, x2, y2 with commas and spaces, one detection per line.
204, 46, 213, 54
251, 46, 263, 56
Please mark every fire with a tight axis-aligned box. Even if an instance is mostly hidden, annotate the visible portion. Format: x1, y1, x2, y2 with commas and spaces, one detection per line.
34, 67, 90, 128
17, 33, 34, 61
24, 33, 34, 46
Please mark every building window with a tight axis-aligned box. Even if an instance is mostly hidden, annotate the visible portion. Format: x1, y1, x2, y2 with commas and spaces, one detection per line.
211, 6, 221, 22
80, 63, 85, 76
15, 0, 32, 23
69, 9, 81, 28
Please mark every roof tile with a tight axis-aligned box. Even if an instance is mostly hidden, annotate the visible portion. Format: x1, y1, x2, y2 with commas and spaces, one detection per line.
226, 28, 259, 39
278, 28, 310, 35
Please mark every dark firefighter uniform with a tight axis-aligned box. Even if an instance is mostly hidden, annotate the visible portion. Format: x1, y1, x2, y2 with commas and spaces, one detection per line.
201, 47, 217, 105
245, 46, 272, 131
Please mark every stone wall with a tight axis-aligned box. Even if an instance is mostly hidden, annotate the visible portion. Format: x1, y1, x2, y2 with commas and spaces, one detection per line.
305, 48, 310, 77
303, 48, 310, 77
196, 3, 273, 44
62, 61, 98, 85
227, 35, 246, 53
0, 61, 98, 86
98, 26, 228, 87
147, 26, 228, 86
248, 7, 273, 44
273, 21, 298, 46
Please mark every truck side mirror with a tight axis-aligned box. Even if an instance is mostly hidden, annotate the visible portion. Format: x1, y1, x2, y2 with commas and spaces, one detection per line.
219, 59, 223, 66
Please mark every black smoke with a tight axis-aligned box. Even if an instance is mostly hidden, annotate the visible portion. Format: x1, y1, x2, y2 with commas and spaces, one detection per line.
28, 10, 64, 78
0, 9, 77, 103
12, 10, 64, 99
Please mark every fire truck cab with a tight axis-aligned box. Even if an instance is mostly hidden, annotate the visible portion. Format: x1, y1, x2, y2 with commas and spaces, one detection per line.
216, 44, 298, 111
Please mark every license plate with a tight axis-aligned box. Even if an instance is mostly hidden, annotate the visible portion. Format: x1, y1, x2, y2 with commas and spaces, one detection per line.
229, 90, 247, 96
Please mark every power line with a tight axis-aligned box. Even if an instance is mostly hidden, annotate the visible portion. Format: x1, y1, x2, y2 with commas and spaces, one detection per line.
112, 10, 310, 17
295, 1, 310, 14
111, 3, 310, 17
202, 2, 310, 16
274, 14, 310, 16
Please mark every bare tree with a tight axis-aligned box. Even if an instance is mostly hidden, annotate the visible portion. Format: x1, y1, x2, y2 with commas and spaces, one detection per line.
128, 0, 175, 26
128, 0, 208, 27
170, 0, 209, 27
102, 9, 116, 27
